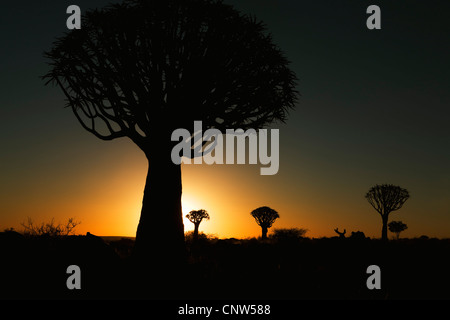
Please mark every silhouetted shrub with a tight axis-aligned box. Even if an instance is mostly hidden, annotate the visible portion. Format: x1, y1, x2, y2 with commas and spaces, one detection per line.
270, 228, 308, 242
21, 217, 80, 237
185, 231, 217, 243
349, 231, 366, 240
388, 220, 408, 239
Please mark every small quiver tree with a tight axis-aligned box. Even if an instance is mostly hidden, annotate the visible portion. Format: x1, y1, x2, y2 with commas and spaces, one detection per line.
250, 206, 279, 239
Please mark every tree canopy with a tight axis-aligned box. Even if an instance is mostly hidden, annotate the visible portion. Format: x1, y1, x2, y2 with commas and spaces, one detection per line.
43, 0, 298, 153
365, 184, 410, 216
251, 206, 279, 228
186, 209, 210, 224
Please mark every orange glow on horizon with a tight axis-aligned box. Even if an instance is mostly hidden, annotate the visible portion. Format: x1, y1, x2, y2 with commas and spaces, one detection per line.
2, 138, 449, 240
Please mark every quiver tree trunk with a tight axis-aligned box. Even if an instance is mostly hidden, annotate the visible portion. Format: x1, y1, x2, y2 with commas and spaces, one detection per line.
381, 214, 389, 241
133, 137, 186, 270
261, 226, 268, 240
193, 222, 200, 240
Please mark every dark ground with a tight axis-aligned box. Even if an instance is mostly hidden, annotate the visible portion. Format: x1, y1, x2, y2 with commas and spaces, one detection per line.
0, 231, 449, 299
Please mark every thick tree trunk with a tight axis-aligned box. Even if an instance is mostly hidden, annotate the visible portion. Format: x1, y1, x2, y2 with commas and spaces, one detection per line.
261, 226, 268, 240
381, 214, 389, 241
193, 222, 200, 240
133, 140, 186, 271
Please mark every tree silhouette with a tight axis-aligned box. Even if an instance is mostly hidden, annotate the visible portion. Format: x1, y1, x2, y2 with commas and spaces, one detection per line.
388, 220, 408, 240
43, 0, 298, 265
365, 184, 410, 241
186, 209, 210, 240
251, 206, 279, 239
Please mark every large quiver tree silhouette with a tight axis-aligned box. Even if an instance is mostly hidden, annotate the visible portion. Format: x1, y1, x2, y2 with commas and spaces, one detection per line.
365, 184, 410, 241
251, 206, 279, 239
43, 0, 298, 266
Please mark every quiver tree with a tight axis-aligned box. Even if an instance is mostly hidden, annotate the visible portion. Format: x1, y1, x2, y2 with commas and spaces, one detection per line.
250, 206, 279, 239
388, 220, 408, 240
365, 184, 410, 241
186, 209, 210, 240
43, 0, 298, 266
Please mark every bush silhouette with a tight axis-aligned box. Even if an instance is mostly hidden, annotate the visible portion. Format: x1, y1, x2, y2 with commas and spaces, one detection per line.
21, 217, 80, 237
349, 231, 366, 240
388, 220, 408, 239
271, 228, 307, 242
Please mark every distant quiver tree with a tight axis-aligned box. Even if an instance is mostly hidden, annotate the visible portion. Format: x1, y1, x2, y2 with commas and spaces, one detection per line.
251, 206, 279, 239
365, 184, 410, 241
186, 209, 210, 240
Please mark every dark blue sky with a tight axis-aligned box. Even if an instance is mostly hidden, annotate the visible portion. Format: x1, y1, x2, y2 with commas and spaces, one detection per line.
1, 0, 449, 237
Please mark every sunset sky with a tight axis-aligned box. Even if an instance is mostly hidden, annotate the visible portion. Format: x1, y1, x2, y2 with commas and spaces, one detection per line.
1, 0, 449, 239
